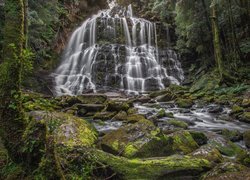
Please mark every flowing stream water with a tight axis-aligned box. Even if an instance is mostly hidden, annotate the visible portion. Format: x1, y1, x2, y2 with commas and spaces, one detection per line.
52, 0, 184, 96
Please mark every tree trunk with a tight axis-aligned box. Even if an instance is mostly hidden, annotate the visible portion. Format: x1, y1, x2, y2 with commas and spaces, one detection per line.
210, 1, 224, 79
0, 0, 26, 163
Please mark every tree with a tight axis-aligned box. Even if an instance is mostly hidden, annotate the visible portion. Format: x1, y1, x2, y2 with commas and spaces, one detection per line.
0, 0, 26, 163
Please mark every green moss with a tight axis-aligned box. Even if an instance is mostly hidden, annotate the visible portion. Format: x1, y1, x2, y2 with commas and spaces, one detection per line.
189, 131, 208, 145
93, 111, 117, 121
156, 108, 166, 118
93, 148, 211, 179
239, 112, 250, 123
127, 114, 147, 123
243, 130, 250, 148
221, 129, 242, 142
175, 98, 194, 108
168, 119, 188, 129
112, 111, 128, 121
106, 100, 130, 112
231, 105, 244, 114
191, 145, 223, 163
169, 130, 199, 154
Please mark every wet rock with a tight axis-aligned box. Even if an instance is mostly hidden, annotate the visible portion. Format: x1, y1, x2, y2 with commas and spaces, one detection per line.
93, 111, 117, 121
99, 119, 172, 158
127, 114, 147, 123
208, 105, 223, 113
230, 105, 244, 115
242, 99, 250, 108
156, 108, 167, 118
134, 96, 151, 103
179, 109, 191, 113
29, 111, 98, 148
191, 144, 223, 163
57, 94, 107, 107
202, 162, 248, 180
239, 112, 250, 123
168, 130, 199, 154
112, 111, 128, 121
106, 100, 131, 112
189, 131, 208, 146
167, 119, 188, 129
243, 130, 250, 148
220, 129, 243, 142
76, 104, 105, 112
175, 98, 194, 108
155, 92, 176, 102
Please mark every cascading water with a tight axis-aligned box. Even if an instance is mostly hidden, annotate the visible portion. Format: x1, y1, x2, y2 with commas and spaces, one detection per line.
52, 0, 184, 96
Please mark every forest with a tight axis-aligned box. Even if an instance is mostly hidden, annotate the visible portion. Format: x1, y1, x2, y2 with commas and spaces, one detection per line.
0, 0, 249, 179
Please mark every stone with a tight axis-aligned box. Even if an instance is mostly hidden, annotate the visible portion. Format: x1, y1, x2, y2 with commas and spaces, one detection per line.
221, 129, 243, 142
208, 105, 223, 113
202, 162, 248, 180
106, 100, 131, 112
191, 144, 223, 163
112, 111, 128, 121
167, 119, 188, 129
230, 105, 244, 114
189, 131, 208, 145
243, 130, 250, 148
29, 111, 98, 148
175, 98, 194, 108
242, 99, 250, 108
239, 112, 250, 123
93, 111, 117, 121
156, 108, 166, 118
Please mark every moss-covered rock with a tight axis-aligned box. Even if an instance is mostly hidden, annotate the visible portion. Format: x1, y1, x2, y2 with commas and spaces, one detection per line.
243, 130, 250, 148
106, 100, 131, 112
29, 111, 98, 148
191, 145, 223, 163
57, 94, 107, 108
239, 112, 250, 123
112, 111, 128, 121
167, 119, 188, 129
93, 111, 117, 121
99, 119, 171, 158
221, 129, 243, 142
242, 99, 250, 108
156, 108, 167, 118
176, 98, 194, 108
189, 131, 208, 145
127, 114, 147, 123
169, 130, 199, 154
202, 162, 248, 180
231, 105, 244, 114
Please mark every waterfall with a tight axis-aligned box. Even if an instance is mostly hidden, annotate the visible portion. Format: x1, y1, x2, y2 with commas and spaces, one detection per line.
52, 0, 184, 96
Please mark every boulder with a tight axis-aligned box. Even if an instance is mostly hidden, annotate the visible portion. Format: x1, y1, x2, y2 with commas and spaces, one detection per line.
29, 111, 98, 148
99, 119, 172, 158
189, 131, 208, 145
239, 112, 250, 123
168, 130, 199, 154
106, 100, 131, 112
176, 98, 194, 108
221, 129, 243, 142
112, 111, 128, 121
167, 119, 188, 129
57, 94, 107, 108
230, 105, 244, 115
93, 111, 117, 121
243, 130, 250, 148
242, 99, 250, 108
191, 145, 223, 163
156, 108, 167, 118
208, 105, 223, 113
202, 162, 249, 180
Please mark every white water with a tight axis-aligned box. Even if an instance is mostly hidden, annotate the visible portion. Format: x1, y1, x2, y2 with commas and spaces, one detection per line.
52, 0, 184, 96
